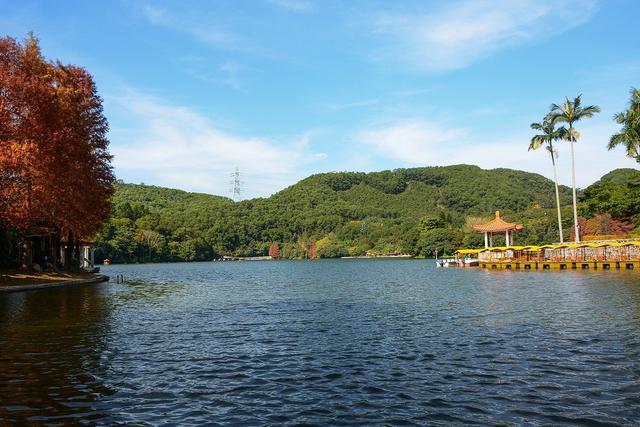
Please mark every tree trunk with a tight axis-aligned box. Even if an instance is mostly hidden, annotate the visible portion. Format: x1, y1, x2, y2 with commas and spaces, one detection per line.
64, 230, 73, 270
44, 236, 51, 270
569, 127, 580, 242
20, 237, 32, 270
0, 226, 6, 266
74, 241, 80, 269
33, 236, 42, 269
550, 146, 564, 243
51, 232, 60, 271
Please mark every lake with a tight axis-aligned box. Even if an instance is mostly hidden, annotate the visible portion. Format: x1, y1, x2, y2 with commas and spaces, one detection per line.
1, 260, 639, 425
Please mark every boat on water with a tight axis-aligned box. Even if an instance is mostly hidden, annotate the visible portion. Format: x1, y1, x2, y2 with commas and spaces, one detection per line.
435, 258, 456, 267
436, 249, 481, 267
454, 249, 481, 267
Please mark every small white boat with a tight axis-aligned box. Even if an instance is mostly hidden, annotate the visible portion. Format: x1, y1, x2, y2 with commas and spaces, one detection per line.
435, 258, 456, 267
452, 249, 481, 267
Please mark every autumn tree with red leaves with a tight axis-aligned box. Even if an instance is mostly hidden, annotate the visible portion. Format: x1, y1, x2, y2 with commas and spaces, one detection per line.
573, 214, 633, 241
307, 242, 317, 259
0, 34, 114, 269
268, 243, 281, 259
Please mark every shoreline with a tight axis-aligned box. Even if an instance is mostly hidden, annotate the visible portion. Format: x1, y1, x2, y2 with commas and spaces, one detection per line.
340, 255, 414, 259
0, 274, 110, 294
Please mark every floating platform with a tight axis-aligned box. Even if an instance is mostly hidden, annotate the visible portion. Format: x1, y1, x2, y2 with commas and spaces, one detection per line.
479, 260, 640, 270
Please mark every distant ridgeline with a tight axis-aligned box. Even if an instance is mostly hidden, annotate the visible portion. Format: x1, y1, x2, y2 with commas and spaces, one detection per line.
93, 165, 640, 263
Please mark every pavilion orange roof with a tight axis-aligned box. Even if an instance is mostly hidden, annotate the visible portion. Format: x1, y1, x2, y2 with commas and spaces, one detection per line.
472, 211, 523, 233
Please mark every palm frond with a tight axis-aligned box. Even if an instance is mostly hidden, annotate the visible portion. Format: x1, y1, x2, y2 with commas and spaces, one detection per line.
608, 133, 624, 150
609, 87, 640, 162
613, 112, 626, 124
550, 111, 569, 125
579, 104, 601, 118
529, 114, 566, 153
529, 135, 545, 151
630, 87, 640, 109
573, 94, 582, 110
555, 127, 568, 143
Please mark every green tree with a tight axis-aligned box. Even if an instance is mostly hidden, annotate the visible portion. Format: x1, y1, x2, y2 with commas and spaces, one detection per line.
107, 218, 137, 262
135, 229, 165, 260
419, 216, 445, 231
550, 95, 600, 242
529, 115, 568, 242
415, 228, 463, 257
580, 169, 640, 225
608, 87, 640, 162
316, 234, 348, 258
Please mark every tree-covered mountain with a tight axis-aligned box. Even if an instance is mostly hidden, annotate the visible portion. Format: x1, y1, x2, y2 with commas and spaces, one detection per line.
95, 165, 639, 263
580, 168, 640, 218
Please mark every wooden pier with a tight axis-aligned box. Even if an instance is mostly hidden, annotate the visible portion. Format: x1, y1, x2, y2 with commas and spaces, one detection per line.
455, 240, 640, 271
479, 260, 640, 270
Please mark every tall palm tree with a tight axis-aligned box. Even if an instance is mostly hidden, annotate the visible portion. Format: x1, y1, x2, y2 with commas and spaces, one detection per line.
529, 115, 568, 243
608, 87, 640, 162
550, 95, 600, 242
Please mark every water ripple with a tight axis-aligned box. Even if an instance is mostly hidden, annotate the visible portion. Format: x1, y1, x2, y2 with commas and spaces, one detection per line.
1, 260, 640, 425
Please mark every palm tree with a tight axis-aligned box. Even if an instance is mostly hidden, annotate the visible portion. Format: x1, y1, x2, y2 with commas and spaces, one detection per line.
608, 87, 640, 162
529, 115, 568, 243
550, 95, 600, 243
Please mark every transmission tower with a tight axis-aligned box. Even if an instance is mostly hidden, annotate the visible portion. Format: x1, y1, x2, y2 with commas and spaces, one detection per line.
229, 166, 243, 201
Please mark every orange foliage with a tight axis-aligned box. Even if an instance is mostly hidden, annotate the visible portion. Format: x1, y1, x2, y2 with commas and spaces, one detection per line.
268, 243, 281, 259
574, 214, 633, 240
307, 242, 317, 259
0, 35, 114, 239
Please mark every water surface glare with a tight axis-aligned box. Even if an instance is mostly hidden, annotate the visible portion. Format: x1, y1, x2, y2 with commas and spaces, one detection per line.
1, 260, 640, 425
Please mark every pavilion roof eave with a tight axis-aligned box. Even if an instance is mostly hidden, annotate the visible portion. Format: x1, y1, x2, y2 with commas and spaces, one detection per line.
472, 211, 523, 233
473, 224, 523, 233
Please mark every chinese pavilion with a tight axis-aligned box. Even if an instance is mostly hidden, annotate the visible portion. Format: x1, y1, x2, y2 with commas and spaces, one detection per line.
473, 211, 523, 248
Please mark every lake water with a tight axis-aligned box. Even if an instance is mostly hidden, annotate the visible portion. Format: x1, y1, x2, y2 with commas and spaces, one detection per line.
1, 260, 640, 425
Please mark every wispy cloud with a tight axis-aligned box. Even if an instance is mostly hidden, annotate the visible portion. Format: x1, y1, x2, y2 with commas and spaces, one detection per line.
107, 91, 325, 197
292, 129, 327, 151
356, 119, 470, 164
355, 117, 636, 187
369, 0, 597, 72
184, 61, 247, 91
138, 4, 252, 53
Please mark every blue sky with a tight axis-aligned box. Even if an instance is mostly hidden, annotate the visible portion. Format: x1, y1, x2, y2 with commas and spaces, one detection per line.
2, 0, 639, 198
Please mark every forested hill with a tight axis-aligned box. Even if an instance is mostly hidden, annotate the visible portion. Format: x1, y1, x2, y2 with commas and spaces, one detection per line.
579, 168, 640, 221
95, 164, 614, 263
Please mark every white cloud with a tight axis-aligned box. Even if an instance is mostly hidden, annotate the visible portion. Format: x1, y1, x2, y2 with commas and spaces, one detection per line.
356, 119, 469, 164
107, 91, 325, 198
370, 0, 597, 71
356, 118, 637, 188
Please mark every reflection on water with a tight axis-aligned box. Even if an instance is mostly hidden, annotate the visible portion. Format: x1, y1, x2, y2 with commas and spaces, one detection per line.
1, 260, 640, 424
0, 285, 114, 422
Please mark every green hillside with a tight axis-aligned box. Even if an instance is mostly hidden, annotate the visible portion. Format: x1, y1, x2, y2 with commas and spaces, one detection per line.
580, 168, 640, 221
95, 164, 627, 262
